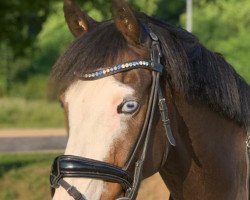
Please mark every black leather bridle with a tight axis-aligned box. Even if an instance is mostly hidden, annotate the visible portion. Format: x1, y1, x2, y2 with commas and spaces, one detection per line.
50, 27, 176, 200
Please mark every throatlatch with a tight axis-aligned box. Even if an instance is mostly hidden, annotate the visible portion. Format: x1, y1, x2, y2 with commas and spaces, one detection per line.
50, 27, 176, 200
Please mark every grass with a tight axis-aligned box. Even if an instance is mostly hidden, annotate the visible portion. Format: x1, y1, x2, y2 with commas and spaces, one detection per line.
0, 152, 62, 200
0, 98, 64, 128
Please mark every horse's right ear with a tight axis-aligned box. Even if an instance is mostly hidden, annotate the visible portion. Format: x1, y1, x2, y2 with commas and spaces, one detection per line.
64, 0, 97, 37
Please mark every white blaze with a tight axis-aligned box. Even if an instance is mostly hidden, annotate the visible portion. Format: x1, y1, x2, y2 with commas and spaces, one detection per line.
53, 76, 134, 200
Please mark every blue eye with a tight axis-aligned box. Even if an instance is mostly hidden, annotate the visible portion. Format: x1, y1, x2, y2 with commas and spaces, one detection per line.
118, 101, 139, 114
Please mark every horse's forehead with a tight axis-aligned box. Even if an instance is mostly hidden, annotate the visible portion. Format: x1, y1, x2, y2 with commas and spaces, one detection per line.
65, 76, 135, 104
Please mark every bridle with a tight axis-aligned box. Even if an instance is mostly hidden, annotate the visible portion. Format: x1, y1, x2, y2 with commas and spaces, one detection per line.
50, 27, 176, 200
246, 129, 250, 200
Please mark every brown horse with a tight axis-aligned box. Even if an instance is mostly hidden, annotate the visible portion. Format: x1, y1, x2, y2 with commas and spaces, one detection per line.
49, 0, 250, 199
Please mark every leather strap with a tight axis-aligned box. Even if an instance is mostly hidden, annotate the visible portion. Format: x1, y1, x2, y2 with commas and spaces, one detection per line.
124, 72, 160, 199
58, 178, 87, 200
246, 128, 250, 200
123, 70, 158, 171
158, 86, 176, 146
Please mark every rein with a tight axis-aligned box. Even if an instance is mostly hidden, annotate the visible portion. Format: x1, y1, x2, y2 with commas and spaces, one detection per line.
246, 129, 250, 200
50, 27, 176, 200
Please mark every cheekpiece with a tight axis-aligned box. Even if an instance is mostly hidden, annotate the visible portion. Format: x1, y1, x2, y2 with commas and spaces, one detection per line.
74, 59, 161, 80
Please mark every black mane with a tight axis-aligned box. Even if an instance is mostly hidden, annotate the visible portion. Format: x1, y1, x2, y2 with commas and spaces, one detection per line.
50, 13, 250, 128
146, 15, 250, 128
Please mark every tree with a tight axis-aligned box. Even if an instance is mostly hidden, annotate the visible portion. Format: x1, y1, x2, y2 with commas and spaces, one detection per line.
0, 0, 55, 95
156, 0, 186, 25
0, 0, 164, 98
0, 0, 56, 57
181, 0, 250, 82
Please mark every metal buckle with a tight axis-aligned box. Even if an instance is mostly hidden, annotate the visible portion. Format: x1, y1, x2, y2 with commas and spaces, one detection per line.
246, 136, 250, 148
50, 156, 63, 188
50, 174, 61, 188
158, 98, 166, 110
158, 98, 170, 124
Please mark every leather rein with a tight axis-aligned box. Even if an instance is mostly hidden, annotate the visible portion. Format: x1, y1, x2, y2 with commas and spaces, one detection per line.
50, 27, 176, 200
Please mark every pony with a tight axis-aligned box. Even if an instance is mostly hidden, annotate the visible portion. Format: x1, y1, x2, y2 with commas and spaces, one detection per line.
49, 0, 250, 199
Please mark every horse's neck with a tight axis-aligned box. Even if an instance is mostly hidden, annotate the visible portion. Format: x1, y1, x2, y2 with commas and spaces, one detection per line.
160, 95, 248, 200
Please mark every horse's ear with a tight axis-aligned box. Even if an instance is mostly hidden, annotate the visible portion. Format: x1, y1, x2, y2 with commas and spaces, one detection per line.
64, 0, 97, 37
112, 0, 142, 45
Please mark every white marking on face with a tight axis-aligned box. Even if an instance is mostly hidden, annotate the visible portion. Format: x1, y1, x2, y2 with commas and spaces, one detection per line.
53, 76, 134, 200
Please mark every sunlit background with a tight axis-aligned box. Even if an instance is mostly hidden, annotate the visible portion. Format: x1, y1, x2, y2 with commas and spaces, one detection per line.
0, 0, 249, 199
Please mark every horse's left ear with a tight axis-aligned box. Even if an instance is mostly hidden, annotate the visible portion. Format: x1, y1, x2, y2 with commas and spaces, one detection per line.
64, 0, 97, 37
112, 0, 142, 45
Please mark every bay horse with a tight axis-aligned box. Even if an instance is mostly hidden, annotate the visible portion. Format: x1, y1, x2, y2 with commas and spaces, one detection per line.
49, 0, 250, 199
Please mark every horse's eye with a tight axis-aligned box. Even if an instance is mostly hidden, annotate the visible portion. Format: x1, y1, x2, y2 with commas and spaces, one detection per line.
118, 100, 139, 114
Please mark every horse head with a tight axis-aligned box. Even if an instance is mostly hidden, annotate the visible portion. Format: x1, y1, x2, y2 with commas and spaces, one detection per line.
50, 0, 173, 199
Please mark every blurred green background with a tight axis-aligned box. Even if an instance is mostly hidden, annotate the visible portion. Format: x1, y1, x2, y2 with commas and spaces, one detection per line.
0, 0, 249, 128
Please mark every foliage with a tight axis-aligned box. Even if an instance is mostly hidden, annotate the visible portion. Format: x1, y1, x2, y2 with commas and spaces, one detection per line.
0, 0, 54, 57
30, 3, 74, 76
0, 0, 249, 102
181, 0, 250, 82
156, 0, 186, 25
0, 152, 60, 200
0, 0, 55, 95
0, 0, 169, 99
0, 98, 64, 128
9, 75, 49, 99
130, 0, 158, 15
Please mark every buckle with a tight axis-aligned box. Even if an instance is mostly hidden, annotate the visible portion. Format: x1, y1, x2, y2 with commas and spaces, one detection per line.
50, 174, 60, 188
246, 136, 250, 148
50, 156, 62, 188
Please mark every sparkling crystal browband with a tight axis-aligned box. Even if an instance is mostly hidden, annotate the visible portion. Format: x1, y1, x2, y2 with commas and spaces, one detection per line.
74, 59, 162, 80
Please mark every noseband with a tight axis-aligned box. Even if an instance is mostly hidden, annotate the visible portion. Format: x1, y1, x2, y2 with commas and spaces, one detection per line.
50, 27, 176, 200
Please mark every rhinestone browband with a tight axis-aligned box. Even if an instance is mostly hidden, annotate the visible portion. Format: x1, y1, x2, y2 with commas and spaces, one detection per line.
74, 59, 162, 80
